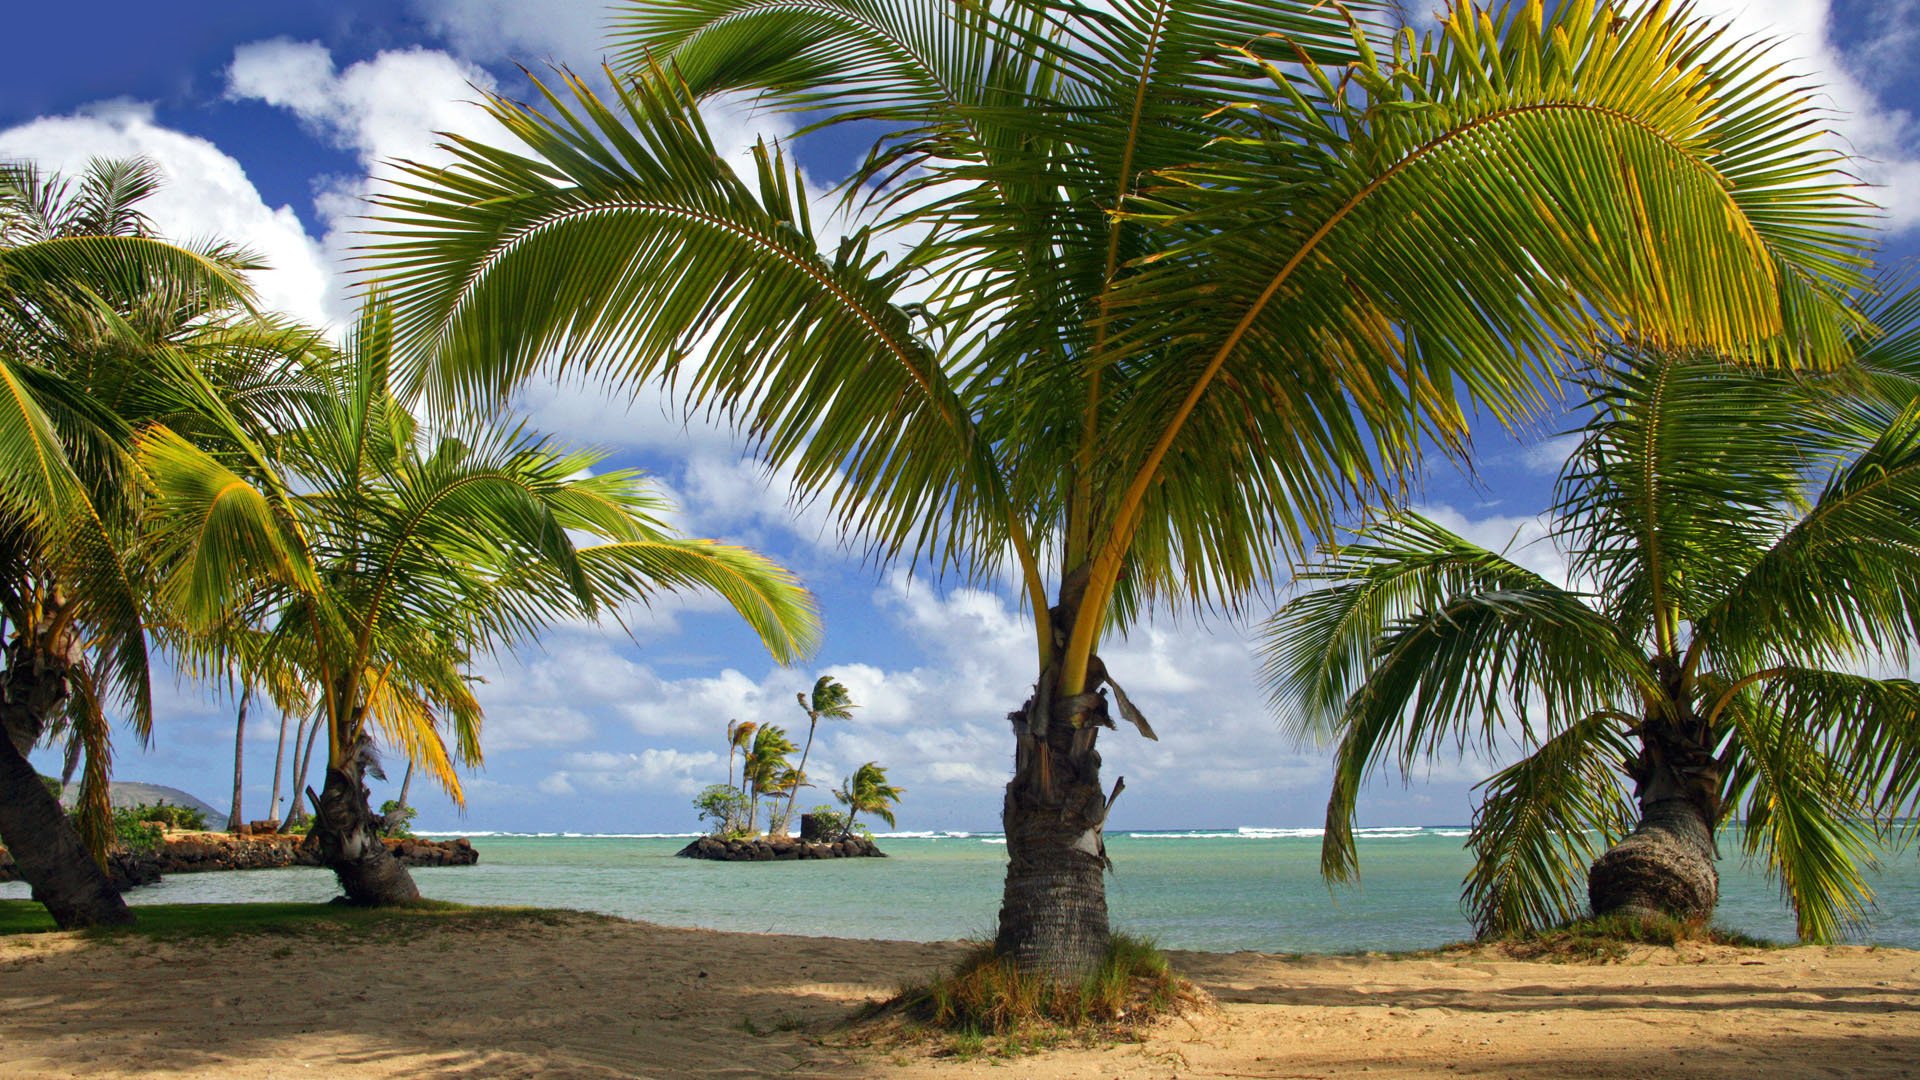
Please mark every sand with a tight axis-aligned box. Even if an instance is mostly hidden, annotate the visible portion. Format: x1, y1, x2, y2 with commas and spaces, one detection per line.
1, 912, 1914, 1079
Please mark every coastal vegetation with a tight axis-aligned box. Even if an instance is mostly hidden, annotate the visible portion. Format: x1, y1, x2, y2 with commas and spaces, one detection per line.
135, 300, 821, 905
0, 158, 321, 927
1264, 329, 1920, 942
695, 697, 902, 846
364, 0, 1875, 980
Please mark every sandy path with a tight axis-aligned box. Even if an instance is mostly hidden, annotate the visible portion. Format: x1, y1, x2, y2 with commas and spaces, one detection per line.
1, 912, 1914, 1078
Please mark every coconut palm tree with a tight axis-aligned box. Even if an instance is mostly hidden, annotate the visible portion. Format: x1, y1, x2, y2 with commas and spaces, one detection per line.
835, 761, 902, 838
780, 676, 855, 835
740, 723, 796, 835
0, 157, 320, 927
725, 718, 756, 794
365, 0, 1873, 976
138, 301, 821, 904
1261, 335, 1920, 942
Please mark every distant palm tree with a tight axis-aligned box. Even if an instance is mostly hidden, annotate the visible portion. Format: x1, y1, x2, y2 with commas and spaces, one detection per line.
367, 0, 1872, 977
0, 157, 317, 927
781, 677, 855, 836
1263, 336, 1920, 942
741, 724, 796, 835
835, 762, 903, 838
725, 718, 756, 795
140, 302, 821, 904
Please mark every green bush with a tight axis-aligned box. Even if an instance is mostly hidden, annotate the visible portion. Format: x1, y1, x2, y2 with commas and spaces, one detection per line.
127, 801, 208, 831
693, 784, 751, 837
804, 804, 848, 838
109, 809, 164, 855
37, 774, 61, 800
378, 799, 417, 838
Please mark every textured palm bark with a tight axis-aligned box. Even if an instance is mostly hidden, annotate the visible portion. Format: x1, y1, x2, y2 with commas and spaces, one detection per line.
0, 639, 131, 927
995, 650, 1115, 980
1588, 708, 1721, 924
0, 688, 131, 927
312, 757, 420, 906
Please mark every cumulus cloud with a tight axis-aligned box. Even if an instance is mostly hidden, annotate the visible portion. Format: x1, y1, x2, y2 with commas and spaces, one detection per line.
0, 100, 332, 325
548, 747, 720, 795
1685, 0, 1920, 229
225, 39, 517, 320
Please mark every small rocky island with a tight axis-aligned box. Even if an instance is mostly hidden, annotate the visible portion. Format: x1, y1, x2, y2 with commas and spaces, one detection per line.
676, 814, 886, 861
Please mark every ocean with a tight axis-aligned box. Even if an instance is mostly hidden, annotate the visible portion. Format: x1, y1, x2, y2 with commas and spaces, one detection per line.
7, 827, 1918, 952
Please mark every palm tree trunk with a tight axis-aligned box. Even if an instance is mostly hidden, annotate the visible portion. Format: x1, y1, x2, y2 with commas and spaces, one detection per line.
781, 716, 819, 838
0, 650, 132, 928
228, 687, 250, 833
311, 727, 420, 906
1588, 722, 1720, 924
283, 710, 323, 830
395, 760, 413, 811
994, 666, 1112, 981
268, 707, 291, 823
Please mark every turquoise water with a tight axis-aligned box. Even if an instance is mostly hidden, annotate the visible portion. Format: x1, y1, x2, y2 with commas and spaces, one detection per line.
8, 827, 1918, 952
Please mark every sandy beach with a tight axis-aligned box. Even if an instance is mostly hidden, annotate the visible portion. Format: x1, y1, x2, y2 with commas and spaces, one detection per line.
1, 911, 1914, 1079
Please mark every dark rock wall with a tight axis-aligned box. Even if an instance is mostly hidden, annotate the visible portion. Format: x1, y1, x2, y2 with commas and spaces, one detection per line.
676, 835, 885, 861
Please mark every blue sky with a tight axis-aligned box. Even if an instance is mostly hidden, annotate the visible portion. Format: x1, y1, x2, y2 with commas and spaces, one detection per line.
5, 1, 1918, 835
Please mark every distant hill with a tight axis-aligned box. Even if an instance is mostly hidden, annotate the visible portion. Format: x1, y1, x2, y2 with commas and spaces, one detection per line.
60, 781, 228, 831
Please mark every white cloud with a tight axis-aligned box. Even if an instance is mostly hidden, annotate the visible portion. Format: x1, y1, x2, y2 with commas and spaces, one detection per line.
226, 39, 516, 322
413, 0, 613, 68
1685, 0, 1920, 230
555, 747, 719, 794
0, 101, 332, 326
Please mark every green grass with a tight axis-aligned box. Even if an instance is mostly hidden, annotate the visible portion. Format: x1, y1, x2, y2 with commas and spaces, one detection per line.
863, 933, 1207, 1057
1491, 913, 1781, 962
0, 900, 577, 942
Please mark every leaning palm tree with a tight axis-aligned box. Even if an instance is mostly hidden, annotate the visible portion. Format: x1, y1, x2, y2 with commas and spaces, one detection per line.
740, 723, 796, 836
367, 0, 1872, 976
0, 157, 318, 927
835, 761, 902, 839
1261, 342, 1920, 942
779, 676, 855, 835
139, 302, 821, 904
725, 718, 756, 794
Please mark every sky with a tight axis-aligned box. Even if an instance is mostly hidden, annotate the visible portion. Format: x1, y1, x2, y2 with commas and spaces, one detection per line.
4, 1, 1918, 836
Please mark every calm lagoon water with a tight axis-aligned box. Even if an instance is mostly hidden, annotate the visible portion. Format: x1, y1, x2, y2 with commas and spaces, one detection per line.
8, 827, 1918, 952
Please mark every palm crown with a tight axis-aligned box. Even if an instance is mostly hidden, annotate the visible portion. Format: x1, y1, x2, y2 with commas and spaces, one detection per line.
0, 158, 321, 925
137, 301, 821, 902
364, 0, 1874, 975
1262, 313, 1920, 942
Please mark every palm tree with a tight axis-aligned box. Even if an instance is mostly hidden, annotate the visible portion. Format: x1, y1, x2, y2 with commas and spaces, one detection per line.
365, 1, 1872, 976
725, 718, 756, 794
835, 761, 902, 839
780, 676, 855, 836
138, 302, 821, 904
227, 684, 250, 833
1261, 337, 1920, 942
0, 157, 316, 927
740, 723, 796, 835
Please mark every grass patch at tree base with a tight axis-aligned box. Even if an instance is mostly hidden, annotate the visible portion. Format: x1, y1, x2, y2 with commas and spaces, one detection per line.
1483, 913, 1779, 963
0, 899, 581, 942
851, 933, 1211, 1059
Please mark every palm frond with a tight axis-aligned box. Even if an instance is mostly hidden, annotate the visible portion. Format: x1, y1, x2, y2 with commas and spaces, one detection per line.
1464, 712, 1635, 937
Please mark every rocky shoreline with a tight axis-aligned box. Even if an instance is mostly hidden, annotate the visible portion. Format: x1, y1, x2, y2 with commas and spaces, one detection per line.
675, 835, 886, 861
0, 831, 478, 890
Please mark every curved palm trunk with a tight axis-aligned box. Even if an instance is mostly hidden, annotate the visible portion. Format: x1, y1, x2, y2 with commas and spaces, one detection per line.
283, 710, 323, 831
312, 747, 420, 906
1588, 709, 1721, 924
995, 654, 1113, 980
780, 716, 819, 838
0, 641, 132, 928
